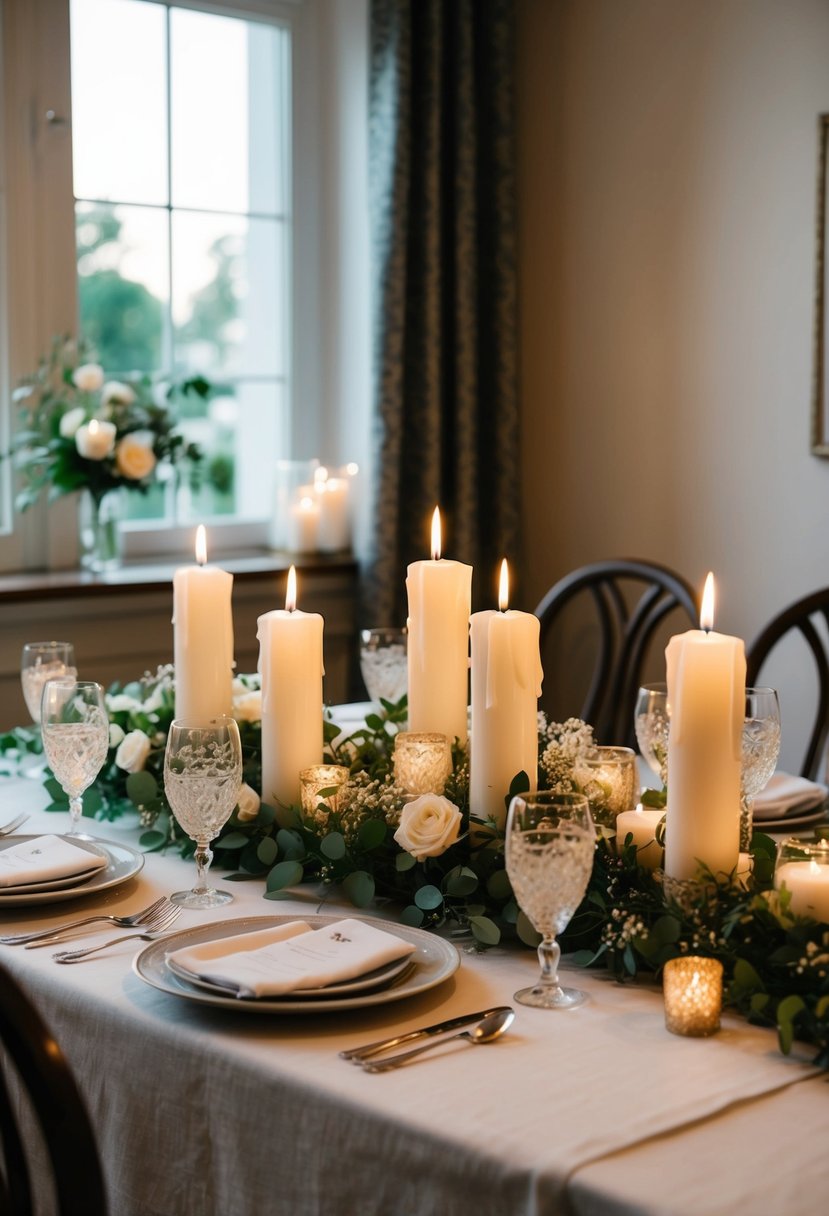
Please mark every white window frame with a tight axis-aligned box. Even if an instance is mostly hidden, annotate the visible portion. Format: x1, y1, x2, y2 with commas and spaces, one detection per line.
0, 0, 371, 571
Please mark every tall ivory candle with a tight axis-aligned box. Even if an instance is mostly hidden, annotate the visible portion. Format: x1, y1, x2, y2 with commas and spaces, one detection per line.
173, 525, 234, 721
470, 560, 543, 827
406, 507, 472, 744
257, 565, 324, 808
664, 573, 745, 882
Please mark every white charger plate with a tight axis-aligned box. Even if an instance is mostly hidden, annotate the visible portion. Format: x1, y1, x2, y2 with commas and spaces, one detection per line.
0, 835, 144, 907
134, 914, 460, 1014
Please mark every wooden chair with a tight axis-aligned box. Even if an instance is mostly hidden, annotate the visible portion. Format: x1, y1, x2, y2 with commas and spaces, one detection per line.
746, 588, 829, 781
533, 558, 698, 748
0, 961, 107, 1216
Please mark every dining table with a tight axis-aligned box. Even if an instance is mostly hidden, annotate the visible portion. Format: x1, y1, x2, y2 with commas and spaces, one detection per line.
0, 774, 827, 1216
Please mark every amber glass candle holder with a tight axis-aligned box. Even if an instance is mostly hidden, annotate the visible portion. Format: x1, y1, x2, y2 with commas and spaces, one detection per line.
393, 732, 452, 794
299, 764, 350, 816
663, 956, 723, 1037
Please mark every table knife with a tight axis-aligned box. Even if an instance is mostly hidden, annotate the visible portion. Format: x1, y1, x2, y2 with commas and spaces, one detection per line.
339, 1006, 513, 1063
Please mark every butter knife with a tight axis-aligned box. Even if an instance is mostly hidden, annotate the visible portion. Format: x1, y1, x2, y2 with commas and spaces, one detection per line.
339, 1006, 512, 1063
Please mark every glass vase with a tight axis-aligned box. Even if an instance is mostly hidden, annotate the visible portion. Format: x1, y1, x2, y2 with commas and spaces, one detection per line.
79, 488, 123, 573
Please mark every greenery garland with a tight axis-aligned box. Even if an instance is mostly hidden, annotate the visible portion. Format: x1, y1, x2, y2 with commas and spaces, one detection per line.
2, 664, 828, 1067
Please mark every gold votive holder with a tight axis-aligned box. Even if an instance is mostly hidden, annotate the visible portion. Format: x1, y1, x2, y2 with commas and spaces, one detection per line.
299, 764, 350, 816
663, 956, 723, 1037
393, 732, 452, 794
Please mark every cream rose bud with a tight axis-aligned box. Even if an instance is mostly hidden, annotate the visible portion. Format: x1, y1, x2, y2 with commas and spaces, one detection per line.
236, 783, 261, 822
233, 689, 262, 723
393, 794, 463, 860
115, 729, 152, 773
108, 723, 125, 748
59, 406, 87, 439
101, 380, 136, 408
115, 434, 157, 481
72, 362, 105, 392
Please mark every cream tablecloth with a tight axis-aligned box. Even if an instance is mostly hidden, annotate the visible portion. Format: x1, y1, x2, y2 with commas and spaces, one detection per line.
0, 778, 824, 1216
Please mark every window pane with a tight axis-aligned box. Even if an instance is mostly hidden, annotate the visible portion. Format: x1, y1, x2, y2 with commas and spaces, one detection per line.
76, 202, 169, 374
171, 211, 285, 379
170, 8, 287, 216
71, 0, 168, 206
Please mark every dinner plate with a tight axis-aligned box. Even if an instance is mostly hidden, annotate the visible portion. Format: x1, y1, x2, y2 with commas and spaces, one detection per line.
166, 953, 415, 1000
134, 914, 460, 1013
756, 806, 829, 832
0, 835, 144, 907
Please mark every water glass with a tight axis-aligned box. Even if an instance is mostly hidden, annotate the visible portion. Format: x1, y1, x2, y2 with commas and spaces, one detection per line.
40, 680, 109, 836
360, 627, 408, 705
740, 688, 781, 849
164, 716, 243, 909
21, 641, 77, 724
505, 791, 596, 1009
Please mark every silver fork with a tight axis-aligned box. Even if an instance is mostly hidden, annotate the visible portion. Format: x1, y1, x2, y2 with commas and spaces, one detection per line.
0, 897, 171, 947
0, 811, 31, 836
52, 905, 183, 963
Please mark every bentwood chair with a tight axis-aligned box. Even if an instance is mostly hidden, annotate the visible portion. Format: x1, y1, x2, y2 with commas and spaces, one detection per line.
0, 961, 107, 1216
746, 587, 829, 782
533, 559, 698, 748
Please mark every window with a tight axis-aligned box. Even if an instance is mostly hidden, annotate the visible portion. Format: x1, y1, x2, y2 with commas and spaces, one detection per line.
0, 0, 370, 570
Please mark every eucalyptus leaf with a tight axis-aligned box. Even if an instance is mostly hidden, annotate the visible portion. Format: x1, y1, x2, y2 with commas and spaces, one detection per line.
357, 819, 387, 851
216, 831, 249, 851
400, 904, 425, 927
240, 840, 268, 874
414, 884, 444, 911
321, 832, 346, 860
126, 771, 158, 807
266, 860, 304, 892
256, 836, 278, 865
469, 915, 500, 946
443, 866, 478, 898
342, 870, 375, 907
138, 830, 167, 851
395, 851, 417, 872
516, 911, 541, 947
276, 828, 306, 861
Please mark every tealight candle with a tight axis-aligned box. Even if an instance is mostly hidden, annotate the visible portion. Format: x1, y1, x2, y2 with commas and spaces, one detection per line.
300, 764, 350, 816
573, 746, 638, 831
172, 525, 234, 721
663, 956, 723, 1037
615, 805, 665, 870
75, 418, 116, 460
393, 732, 452, 794
775, 851, 829, 922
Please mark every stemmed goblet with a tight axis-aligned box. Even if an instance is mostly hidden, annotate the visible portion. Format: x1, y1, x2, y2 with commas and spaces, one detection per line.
359, 628, 408, 706
40, 680, 109, 836
20, 641, 77, 777
634, 682, 670, 785
164, 716, 243, 909
505, 791, 596, 1009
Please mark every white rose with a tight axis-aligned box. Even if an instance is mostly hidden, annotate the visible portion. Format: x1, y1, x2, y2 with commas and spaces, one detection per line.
115, 729, 152, 773
101, 380, 136, 407
108, 723, 125, 748
72, 362, 105, 392
233, 689, 262, 722
236, 783, 261, 822
75, 420, 116, 459
106, 693, 142, 713
393, 794, 462, 860
59, 406, 87, 438
115, 434, 157, 481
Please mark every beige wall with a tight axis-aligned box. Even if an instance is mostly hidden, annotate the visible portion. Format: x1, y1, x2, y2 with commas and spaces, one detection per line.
516, 0, 829, 768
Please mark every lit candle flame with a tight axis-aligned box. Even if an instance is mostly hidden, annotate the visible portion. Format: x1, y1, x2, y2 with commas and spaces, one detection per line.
314, 466, 328, 488
300, 496, 314, 510
346, 462, 359, 476
700, 572, 715, 632
88, 418, 100, 435
431, 507, 442, 560
498, 558, 509, 612
195, 524, 207, 567
286, 564, 297, 612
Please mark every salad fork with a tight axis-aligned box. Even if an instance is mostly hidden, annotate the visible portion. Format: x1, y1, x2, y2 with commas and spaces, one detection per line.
52, 905, 183, 962
1, 896, 172, 947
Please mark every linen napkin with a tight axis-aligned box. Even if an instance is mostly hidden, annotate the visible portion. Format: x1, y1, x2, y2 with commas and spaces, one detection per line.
0, 834, 106, 889
752, 773, 828, 821
168, 917, 416, 999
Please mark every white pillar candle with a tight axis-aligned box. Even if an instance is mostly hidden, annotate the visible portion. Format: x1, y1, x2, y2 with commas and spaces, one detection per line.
257, 565, 324, 808
172, 525, 234, 721
664, 573, 745, 882
775, 860, 829, 922
75, 418, 116, 460
317, 477, 351, 552
469, 559, 543, 827
406, 507, 473, 744
286, 494, 320, 553
615, 805, 665, 870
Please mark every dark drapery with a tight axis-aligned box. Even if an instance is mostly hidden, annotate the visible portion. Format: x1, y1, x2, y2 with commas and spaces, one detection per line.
364, 0, 520, 626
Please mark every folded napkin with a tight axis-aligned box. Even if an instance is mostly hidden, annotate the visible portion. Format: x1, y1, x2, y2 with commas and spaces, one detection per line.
752, 773, 828, 821
168, 918, 417, 999
0, 834, 106, 889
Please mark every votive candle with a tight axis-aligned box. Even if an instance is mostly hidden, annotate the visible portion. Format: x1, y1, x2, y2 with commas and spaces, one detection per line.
393, 732, 453, 794
615, 805, 665, 870
663, 956, 723, 1037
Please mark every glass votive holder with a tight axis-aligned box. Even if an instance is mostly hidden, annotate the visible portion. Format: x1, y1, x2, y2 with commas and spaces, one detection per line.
663, 956, 723, 1037
573, 746, 639, 830
299, 764, 350, 816
360, 627, 408, 705
774, 838, 829, 922
393, 732, 452, 794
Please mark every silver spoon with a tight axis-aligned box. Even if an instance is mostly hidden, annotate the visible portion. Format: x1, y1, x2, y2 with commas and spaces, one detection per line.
359, 1007, 515, 1072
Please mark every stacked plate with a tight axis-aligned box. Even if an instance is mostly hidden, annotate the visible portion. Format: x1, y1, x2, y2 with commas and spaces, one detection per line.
134, 914, 461, 1014
753, 773, 829, 832
0, 833, 144, 907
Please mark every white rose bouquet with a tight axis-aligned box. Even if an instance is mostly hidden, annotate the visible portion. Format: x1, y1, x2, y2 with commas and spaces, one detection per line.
9, 336, 206, 513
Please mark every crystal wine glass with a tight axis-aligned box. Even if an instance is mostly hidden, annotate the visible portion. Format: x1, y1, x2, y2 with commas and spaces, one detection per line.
634, 683, 670, 785
164, 716, 243, 909
21, 641, 77, 723
740, 687, 781, 850
359, 627, 408, 705
40, 680, 109, 836
505, 791, 596, 1009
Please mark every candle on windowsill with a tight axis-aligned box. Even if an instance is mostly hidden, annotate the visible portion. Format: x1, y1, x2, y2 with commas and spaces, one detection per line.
172, 525, 234, 721
663, 956, 723, 1037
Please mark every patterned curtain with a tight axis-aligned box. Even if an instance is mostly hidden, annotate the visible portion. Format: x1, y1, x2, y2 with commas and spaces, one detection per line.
364, 0, 519, 626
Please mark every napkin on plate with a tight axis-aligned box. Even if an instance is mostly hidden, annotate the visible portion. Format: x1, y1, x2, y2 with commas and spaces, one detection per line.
752, 773, 828, 821
167, 917, 417, 999
0, 834, 107, 889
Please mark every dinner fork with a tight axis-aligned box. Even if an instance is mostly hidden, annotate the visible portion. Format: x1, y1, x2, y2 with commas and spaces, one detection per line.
52, 905, 183, 962
0, 896, 172, 947
0, 811, 31, 836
